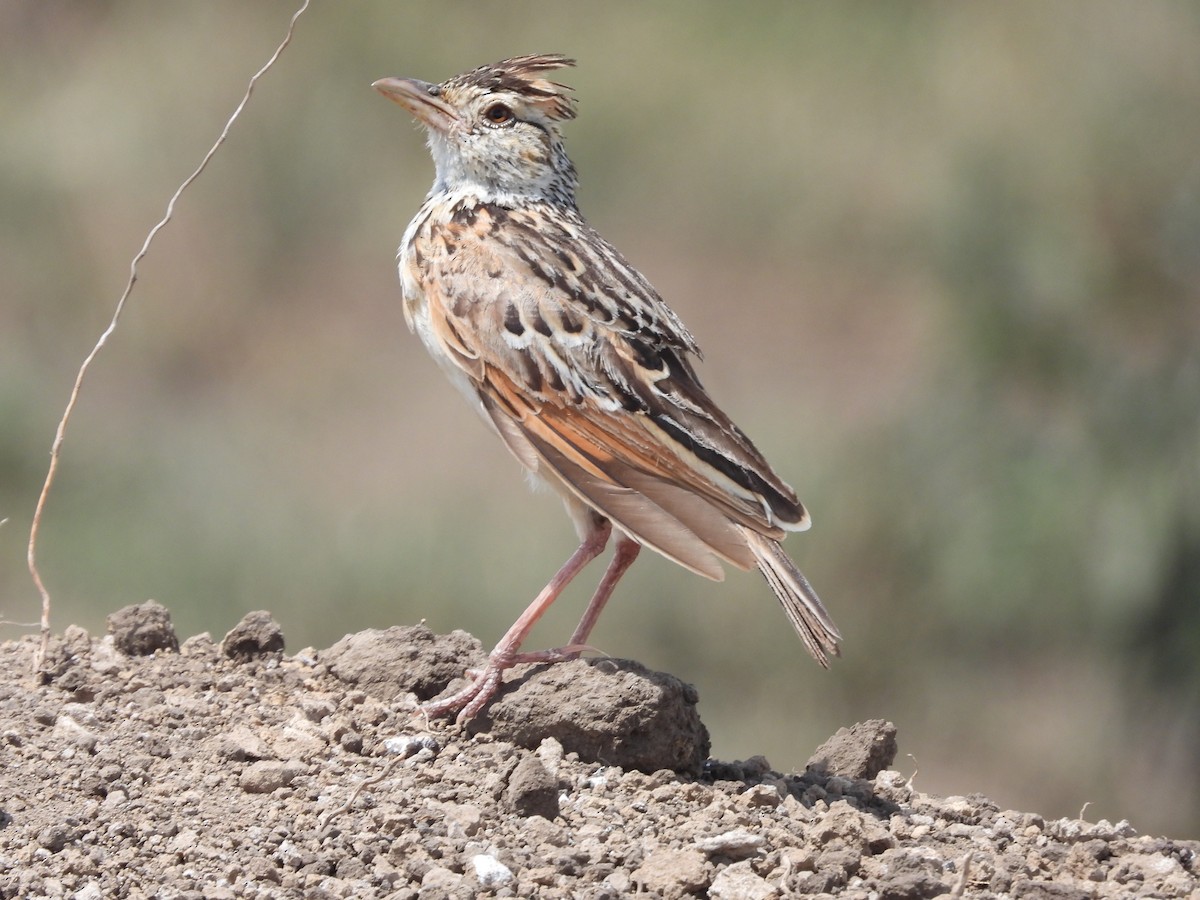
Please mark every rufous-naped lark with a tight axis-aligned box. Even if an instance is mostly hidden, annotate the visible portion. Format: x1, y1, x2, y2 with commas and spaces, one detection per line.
374, 55, 840, 721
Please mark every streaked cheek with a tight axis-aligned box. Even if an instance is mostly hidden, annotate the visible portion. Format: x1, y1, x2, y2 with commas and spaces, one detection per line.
519, 146, 550, 166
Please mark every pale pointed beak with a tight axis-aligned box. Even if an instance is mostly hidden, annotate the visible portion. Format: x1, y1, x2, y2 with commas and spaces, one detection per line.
372, 77, 459, 134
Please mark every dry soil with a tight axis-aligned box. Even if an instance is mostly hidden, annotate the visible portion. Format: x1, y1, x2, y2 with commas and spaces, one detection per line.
1, 601, 1195, 899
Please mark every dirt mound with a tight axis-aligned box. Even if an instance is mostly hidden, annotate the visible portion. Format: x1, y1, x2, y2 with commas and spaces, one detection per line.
0, 603, 1195, 898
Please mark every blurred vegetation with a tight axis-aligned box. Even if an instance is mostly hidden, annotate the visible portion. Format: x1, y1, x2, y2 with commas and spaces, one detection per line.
2, 2, 1197, 835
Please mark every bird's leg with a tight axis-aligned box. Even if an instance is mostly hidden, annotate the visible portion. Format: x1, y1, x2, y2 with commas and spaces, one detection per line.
422, 520, 611, 723
511, 534, 641, 663
565, 535, 640, 655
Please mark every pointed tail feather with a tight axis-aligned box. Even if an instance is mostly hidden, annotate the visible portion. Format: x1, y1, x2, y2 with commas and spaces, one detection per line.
739, 526, 841, 667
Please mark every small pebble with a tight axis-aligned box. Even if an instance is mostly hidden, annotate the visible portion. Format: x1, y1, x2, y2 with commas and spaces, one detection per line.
709, 860, 776, 900
239, 761, 303, 794
383, 734, 440, 757
695, 830, 766, 858
471, 854, 514, 888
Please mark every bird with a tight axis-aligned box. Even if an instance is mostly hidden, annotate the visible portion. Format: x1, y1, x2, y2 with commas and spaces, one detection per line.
373, 54, 840, 722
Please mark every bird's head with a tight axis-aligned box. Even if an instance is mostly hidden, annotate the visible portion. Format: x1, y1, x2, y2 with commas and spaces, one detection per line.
374, 54, 579, 206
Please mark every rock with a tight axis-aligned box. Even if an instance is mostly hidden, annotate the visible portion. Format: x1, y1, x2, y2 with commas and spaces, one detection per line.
271, 718, 328, 760
89, 635, 123, 674
62, 625, 90, 657
506, 753, 561, 819
421, 865, 465, 892
321, 625, 484, 701
817, 800, 896, 853
439, 802, 483, 838
739, 784, 783, 809
383, 733, 440, 758
695, 830, 766, 859
1008, 881, 1095, 900
709, 860, 778, 900
106, 600, 179, 656
180, 632, 215, 656
806, 719, 897, 780
217, 725, 274, 761
52, 714, 98, 753
239, 760, 304, 793
221, 611, 284, 660
632, 848, 711, 899
535, 736, 564, 773
245, 858, 281, 884
300, 697, 334, 723
37, 824, 75, 852
469, 657, 711, 775
470, 854, 514, 888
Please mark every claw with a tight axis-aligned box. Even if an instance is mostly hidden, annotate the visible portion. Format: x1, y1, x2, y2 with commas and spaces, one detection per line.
420, 663, 505, 722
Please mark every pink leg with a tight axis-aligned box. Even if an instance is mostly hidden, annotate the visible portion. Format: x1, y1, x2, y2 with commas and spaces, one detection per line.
508, 533, 641, 663
422, 519, 611, 723
567, 534, 641, 650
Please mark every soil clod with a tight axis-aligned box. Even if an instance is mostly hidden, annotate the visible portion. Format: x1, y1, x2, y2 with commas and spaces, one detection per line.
221, 609, 285, 659
807, 717, 899, 780
106, 600, 179, 656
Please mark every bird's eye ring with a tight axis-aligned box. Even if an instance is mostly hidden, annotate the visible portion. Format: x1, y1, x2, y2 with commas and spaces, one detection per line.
484, 103, 513, 125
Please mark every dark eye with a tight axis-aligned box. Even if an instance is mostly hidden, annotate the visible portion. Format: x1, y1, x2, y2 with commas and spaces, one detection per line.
484, 103, 513, 125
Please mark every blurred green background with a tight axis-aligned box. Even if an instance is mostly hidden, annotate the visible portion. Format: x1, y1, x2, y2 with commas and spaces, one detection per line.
2, 2, 1197, 836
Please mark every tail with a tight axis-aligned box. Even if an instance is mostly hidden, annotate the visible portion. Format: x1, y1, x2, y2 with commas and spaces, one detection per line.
739, 526, 841, 667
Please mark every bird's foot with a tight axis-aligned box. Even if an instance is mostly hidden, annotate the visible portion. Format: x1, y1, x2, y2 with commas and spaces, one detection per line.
420, 661, 508, 725
420, 644, 607, 724
508, 642, 604, 664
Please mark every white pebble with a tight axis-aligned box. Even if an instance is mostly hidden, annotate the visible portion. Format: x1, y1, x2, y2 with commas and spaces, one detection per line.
472, 853, 514, 887
695, 829, 765, 856
383, 734, 439, 757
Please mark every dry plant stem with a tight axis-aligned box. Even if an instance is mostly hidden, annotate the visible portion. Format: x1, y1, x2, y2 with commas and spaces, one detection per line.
24, 0, 312, 673
321, 754, 404, 827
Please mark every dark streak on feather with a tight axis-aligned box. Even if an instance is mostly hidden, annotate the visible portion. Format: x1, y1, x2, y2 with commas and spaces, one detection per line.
450, 204, 478, 226
503, 305, 525, 335
653, 413, 779, 507
560, 310, 584, 333
628, 338, 665, 373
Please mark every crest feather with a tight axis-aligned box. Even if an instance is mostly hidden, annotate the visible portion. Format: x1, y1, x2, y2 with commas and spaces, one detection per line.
448, 54, 577, 121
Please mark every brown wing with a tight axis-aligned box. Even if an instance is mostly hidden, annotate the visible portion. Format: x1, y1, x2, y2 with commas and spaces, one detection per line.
408, 199, 809, 579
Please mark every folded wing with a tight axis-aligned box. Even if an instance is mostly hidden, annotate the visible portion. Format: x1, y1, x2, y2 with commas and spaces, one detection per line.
406, 199, 840, 662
